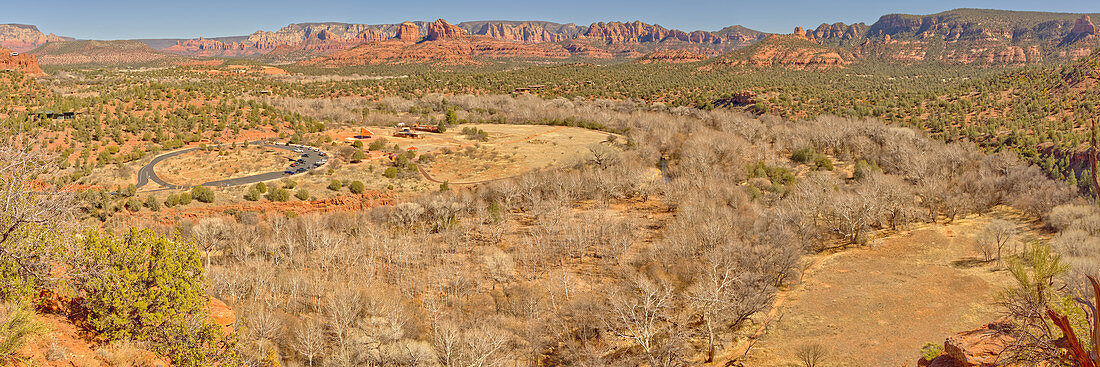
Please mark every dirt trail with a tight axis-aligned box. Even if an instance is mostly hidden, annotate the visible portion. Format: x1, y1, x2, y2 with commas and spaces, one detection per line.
740, 215, 1019, 367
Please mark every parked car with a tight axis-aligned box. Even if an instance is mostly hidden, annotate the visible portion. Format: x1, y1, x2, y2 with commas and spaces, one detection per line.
293, 148, 303, 153
284, 170, 294, 175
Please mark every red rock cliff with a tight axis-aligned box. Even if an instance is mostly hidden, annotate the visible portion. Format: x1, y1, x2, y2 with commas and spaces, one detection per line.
395, 22, 420, 42
0, 46, 43, 75
426, 19, 466, 41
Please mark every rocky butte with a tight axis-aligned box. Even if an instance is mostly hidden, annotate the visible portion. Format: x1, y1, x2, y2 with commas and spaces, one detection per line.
395, 22, 420, 42
426, 19, 466, 41
0, 46, 44, 75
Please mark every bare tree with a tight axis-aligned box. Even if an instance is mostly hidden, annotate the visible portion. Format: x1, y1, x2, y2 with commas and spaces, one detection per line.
588, 144, 621, 169
294, 318, 326, 367
795, 343, 828, 367
979, 219, 1017, 263
607, 275, 682, 366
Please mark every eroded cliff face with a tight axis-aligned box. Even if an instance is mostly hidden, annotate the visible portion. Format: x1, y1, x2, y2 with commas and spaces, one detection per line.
159, 18, 765, 58
470, 22, 580, 43
394, 22, 420, 42
0, 24, 70, 53
426, 19, 465, 41
584, 21, 727, 45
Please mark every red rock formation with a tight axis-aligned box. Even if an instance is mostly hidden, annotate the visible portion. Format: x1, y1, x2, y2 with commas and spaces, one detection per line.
315, 29, 343, 41
395, 22, 420, 42
207, 297, 236, 335
0, 24, 70, 53
426, 19, 466, 41
303, 35, 576, 66
0, 46, 43, 75
1072, 15, 1097, 36
925, 321, 1015, 367
474, 22, 572, 43
355, 29, 387, 43
793, 27, 807, 39
586, 21, 672, 44
1063, 15, 1097, 45
163, 38, 257, 57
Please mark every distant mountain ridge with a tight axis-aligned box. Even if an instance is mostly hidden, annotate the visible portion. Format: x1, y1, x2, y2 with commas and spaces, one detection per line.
4, 8, 1100, 67
145, 19, 767, 59
799, 8, 1100, 64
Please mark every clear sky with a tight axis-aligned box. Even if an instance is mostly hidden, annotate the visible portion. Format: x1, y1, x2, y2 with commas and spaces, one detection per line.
5, 0, 1099, 40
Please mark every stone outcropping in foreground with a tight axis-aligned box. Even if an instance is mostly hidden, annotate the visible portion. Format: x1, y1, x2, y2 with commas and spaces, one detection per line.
923, 321, 1015, 367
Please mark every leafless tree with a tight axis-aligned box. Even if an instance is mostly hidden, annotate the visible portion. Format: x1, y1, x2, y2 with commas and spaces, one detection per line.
294, 318, 326, 367
795, 343, 828, 367
588, 144, 621, 169
607, 275, 683, 366
979, 219, 1018, 263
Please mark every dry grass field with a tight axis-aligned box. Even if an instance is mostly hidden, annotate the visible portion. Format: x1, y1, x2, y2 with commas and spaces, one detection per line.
154, 145, 298, 186
744, 208, 1040, 366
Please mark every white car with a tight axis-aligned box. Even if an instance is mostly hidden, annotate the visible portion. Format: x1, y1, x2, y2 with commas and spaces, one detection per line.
293, 148, 303, 153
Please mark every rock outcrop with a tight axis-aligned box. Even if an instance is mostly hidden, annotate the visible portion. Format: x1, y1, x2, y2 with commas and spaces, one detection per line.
585, 21, 673, 44
395, 22, 420, 42
0, 46, 44, 74
207, 297, 236, 335
925, 321, 1015, 367
1063, 15, 1097, 45
426, 19, 465, 41
355, 28, 388, 43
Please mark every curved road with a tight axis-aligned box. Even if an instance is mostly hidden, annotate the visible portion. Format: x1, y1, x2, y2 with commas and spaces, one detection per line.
136, 140, 328, 190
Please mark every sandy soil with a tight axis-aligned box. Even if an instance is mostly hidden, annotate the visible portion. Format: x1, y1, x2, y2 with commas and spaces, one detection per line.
742, 213, 1026, 367
414, 124, 612, 183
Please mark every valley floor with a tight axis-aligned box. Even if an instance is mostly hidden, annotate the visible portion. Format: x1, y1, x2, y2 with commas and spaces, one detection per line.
743, 210, 1033, 366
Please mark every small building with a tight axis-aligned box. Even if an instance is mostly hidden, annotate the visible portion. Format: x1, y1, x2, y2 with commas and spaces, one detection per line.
34, 111, 76, 120
393, 127, 421, 139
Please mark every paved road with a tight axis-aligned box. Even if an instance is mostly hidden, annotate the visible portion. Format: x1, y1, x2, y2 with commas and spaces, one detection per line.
136, 140, 328, 190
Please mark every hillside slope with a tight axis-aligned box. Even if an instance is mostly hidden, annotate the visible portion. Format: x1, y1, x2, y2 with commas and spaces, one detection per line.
705, 34, 849, 70
28, 40, 181, 66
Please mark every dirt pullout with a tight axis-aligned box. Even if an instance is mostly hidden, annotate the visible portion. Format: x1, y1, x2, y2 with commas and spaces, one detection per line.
744, 215, 1018, 366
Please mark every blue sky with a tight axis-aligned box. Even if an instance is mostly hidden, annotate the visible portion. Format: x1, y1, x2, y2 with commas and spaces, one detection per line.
5, 0, 1099, 40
